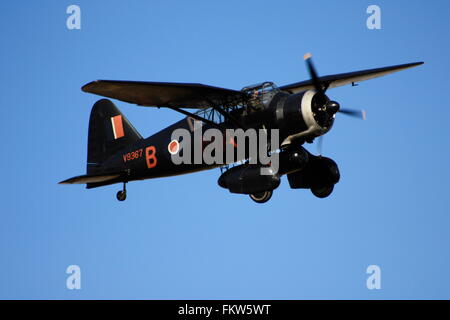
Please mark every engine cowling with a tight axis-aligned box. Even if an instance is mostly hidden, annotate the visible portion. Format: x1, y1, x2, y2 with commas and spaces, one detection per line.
218, 164, 280, 194
268, 90, 335, 145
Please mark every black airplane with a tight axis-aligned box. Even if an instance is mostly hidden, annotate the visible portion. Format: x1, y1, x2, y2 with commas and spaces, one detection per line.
60, 55, 423, 203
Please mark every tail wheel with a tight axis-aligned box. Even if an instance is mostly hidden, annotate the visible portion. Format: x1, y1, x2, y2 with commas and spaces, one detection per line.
116, 182, 127, 201
116, 190, 127, 201
311, 184, 334, 198
249, 190, 273, 203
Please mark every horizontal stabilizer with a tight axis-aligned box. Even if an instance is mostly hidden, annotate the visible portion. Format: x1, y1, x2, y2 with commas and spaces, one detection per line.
59, 173, 122, 184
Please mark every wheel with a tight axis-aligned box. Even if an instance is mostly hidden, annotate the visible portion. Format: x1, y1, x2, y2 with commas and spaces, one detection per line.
116, 190, 127, 201
311, 184, 334, 198
249, 190, 273, 203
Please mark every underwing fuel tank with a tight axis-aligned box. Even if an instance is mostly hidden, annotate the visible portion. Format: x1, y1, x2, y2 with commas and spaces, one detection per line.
218, 164, 280, 194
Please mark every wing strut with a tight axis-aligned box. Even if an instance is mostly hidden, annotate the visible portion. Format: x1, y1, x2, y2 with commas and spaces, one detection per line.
204, 98, 247, 129
168, 99, 247, 130
166, 106, 224, 130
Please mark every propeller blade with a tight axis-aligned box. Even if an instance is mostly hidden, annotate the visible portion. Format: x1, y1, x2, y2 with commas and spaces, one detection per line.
303, 53, 325, 96
338, 108, 367, 120
317, 135, 324, 156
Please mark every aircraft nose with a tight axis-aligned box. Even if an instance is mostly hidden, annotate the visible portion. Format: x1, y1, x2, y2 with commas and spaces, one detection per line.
326, 100, 340, 115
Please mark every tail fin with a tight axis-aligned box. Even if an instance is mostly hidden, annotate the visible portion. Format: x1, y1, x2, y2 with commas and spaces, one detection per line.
87, 99, 142, 174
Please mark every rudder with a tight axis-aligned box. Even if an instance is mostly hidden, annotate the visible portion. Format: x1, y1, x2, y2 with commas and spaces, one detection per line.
87, 99, 142, 174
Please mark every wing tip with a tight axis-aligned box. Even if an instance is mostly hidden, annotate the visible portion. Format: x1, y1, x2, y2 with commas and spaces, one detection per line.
406, 61, 424, 68
58, 179, 73, 185
81, 80, 103, 92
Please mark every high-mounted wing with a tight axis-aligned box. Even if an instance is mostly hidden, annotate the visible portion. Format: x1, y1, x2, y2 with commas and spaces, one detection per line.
280, 62, 424, 93
82, 80, 246, 109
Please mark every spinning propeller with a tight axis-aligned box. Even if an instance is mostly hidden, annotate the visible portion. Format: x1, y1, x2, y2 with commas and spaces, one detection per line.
303, 53, 366, 155
303, 53, 366, 120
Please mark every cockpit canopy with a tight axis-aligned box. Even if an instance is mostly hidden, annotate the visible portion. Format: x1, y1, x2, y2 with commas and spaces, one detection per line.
241, 82, 280, 108
241, 81, 279, 96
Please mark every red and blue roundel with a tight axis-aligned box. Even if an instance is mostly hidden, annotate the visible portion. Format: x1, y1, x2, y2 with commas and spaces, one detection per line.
168, 140, 179, 155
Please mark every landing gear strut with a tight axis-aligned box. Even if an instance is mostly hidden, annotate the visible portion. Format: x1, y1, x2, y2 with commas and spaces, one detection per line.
116, 182, 127, 201
249, 190, 273, 203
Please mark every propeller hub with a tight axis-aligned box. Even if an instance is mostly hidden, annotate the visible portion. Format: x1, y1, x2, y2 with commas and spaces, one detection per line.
325, 100, 340, 115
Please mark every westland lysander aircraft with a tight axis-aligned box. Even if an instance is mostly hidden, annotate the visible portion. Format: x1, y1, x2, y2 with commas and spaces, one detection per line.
60, 55, 423, 203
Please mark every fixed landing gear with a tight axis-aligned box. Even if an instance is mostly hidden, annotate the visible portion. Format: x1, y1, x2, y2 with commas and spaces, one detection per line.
116, 182, 127, 201
249, 190, 273, 203
311, 184, 334, 198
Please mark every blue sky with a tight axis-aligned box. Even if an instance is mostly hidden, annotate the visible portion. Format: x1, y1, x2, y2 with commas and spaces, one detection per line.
0, 0, 449, 299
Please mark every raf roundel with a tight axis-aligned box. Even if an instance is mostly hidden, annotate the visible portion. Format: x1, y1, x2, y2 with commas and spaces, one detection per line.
168, 140, 180, 155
